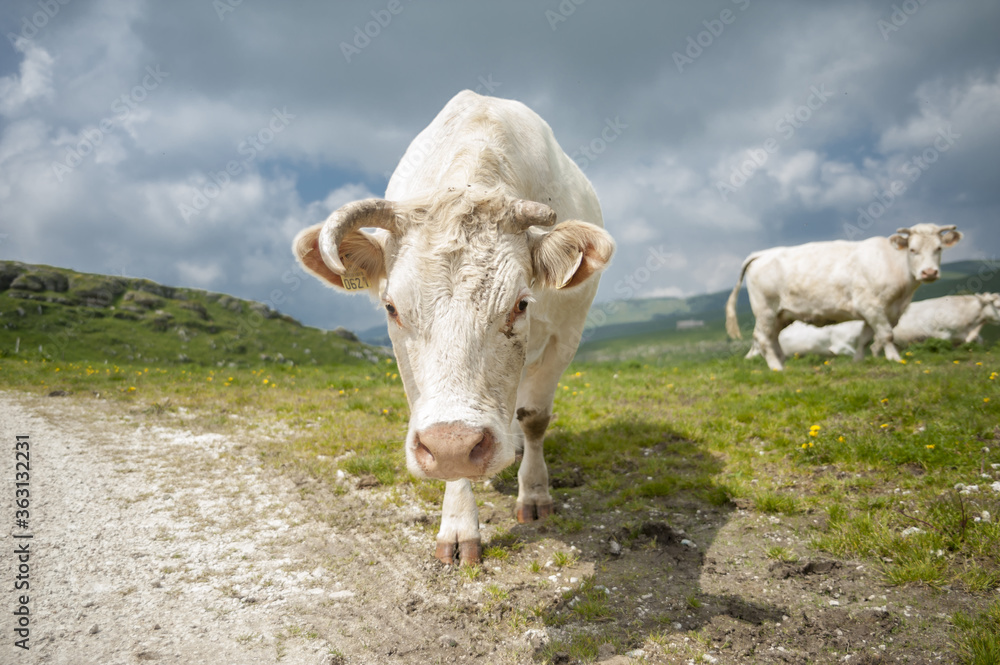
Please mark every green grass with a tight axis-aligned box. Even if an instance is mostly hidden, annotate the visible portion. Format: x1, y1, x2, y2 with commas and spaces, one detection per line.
2, 314, 1000, 661
953, 600, 1000, 665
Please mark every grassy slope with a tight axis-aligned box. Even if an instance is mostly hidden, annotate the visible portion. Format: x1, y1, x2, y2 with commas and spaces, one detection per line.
0, 261, 384, 367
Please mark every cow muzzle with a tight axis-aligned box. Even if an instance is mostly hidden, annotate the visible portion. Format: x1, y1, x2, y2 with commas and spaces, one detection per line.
919, 267, 940, 282
414, 423, 496, 480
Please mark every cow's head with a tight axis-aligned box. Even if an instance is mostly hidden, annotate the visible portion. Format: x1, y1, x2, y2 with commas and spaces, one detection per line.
978, 292, 1000, 325
888, 223, 962, 283
293, 190, 614, 482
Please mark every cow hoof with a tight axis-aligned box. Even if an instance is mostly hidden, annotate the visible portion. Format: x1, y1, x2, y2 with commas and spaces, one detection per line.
435, 539, 482, 566
516, 500, 553, 523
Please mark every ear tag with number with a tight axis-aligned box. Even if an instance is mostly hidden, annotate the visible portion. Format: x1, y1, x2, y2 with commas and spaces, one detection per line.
341, 270, 370, 292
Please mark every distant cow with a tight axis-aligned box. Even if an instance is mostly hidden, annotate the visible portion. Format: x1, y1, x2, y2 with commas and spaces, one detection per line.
893, 293, 1000, 346
293, 91, 614, 565
726, 224, 963, 370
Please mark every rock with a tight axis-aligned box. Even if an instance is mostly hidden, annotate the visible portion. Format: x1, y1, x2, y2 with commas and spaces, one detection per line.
180, 301, 210, 320
356, 474, 379, 489
11, 271, 68, 293
0, 262, 27, 290
332, 327, 359, 342
123, 290, 164, 310
88, 624, 100, 635
437, 634, 458, 648
48, 390, 69, 397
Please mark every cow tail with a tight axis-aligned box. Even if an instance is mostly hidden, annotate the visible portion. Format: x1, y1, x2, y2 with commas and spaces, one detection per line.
725, 255, 756, 340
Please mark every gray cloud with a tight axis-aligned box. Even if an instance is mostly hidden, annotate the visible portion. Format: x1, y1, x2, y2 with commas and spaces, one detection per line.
1, 0, 998, 333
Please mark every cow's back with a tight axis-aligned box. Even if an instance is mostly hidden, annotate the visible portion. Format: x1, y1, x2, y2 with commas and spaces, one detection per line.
746, 237, 908, 323
894, 296, 985, 344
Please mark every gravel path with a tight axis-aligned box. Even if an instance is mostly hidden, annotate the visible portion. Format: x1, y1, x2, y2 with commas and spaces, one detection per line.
1, 392, 351, 665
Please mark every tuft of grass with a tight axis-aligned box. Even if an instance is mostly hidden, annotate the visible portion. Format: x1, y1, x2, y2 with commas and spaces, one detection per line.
552, 550, 578, 568
952, 600, 1000, 665
765, 546, 799, 563
753, 489, 801, 515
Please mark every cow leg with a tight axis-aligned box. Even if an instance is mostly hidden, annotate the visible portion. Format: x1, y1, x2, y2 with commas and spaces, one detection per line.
853, 323, 874, 361
435, 479, 481, 566
515, 406, 553, 522
865, 315, 901, 362
965, 323, 985, 344
752, 316, 784, 371
744, 340, 761, 359
512, 335, 571, 523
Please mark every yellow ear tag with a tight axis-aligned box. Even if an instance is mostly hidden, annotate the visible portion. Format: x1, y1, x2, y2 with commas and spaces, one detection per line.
340, 270, 370, 292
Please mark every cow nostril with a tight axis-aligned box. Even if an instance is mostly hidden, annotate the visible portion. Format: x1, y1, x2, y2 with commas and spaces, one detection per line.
415, 441, 435, 467
468, 431, 493, 466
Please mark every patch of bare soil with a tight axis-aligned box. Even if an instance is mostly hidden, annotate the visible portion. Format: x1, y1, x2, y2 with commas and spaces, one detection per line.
0, 391, 979, 664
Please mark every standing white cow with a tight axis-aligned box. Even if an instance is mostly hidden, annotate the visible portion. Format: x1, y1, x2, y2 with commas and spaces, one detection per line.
893, 293, 1000, 346
293, 91, 615, 565
726, 224, 962, 370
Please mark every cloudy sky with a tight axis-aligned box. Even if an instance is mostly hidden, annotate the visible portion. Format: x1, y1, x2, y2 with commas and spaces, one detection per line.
1, 0, 998, 333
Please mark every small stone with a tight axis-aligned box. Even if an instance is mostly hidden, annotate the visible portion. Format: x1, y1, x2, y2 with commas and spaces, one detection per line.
438, 634, 458, 648
88, 624, 100, 635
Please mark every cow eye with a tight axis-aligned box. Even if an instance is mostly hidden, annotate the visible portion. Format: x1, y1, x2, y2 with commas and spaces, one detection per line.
385, 302, 397, 317
518, 299, 529, 313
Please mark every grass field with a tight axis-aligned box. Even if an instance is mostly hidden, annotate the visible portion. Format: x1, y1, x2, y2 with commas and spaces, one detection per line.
3, 338, 999, 661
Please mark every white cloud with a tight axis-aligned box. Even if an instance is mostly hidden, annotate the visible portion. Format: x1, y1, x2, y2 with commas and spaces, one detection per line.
0, 39, 55, 116
175, 260, 223, 288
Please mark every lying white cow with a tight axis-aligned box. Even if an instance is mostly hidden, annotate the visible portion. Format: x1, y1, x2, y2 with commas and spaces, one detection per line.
893, 293, 1000, 346
745, 320, 865, 358
293, 91, 614, 565
726, 224, 962, 370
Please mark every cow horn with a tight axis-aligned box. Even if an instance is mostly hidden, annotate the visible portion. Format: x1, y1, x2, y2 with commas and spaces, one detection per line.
318, 199, 398, 274
895, 227, 911, 235
512, 199, 557, 230
938, 224, 957, 233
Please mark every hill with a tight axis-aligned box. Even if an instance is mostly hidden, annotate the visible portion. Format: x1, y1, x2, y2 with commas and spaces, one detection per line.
0, 261, 389, 367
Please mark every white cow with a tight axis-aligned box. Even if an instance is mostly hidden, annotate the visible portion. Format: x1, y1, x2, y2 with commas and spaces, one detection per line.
745, 320, 865, 359
293, 91, 614, 565
893, 293, 1000, 346
726, 224, 962, 370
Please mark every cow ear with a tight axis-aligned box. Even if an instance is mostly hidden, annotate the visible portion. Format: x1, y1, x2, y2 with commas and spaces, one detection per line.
293, 224, 388, 296
940, 229, 963, 247
888, 233, 908, 250
531, 221, 615, 290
